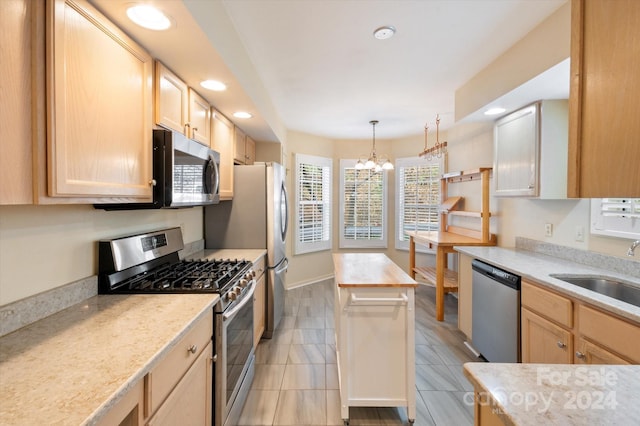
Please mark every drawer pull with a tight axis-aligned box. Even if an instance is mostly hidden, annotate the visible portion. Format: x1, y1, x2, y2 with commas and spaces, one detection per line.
187, 344, 198, 354
557, 341, 566, 349
575, 351, 586, 360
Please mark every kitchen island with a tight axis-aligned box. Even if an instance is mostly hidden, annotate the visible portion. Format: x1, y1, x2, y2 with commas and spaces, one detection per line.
463, 362, 640, 425
333, 253, 418, 425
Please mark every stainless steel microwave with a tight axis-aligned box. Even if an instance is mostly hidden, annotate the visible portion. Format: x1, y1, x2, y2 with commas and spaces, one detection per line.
97, 129, 220, 210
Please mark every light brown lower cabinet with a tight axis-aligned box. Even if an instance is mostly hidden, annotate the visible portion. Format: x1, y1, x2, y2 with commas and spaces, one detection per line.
473, 392, 505, 426
100, 310, 213, 425
521, 280, 640, 365
146, 341, 213, 426
521, 307, 573, 364
96, 380, 144, 426
253, 254, 267, 347
574, 337, 629, 365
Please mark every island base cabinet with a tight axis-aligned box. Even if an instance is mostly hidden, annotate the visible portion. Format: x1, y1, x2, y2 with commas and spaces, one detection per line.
335, 286, 416, 422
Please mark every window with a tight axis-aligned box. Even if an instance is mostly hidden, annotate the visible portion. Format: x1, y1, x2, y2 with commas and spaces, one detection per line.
339, 160, 387, 248
395, 156, 444, 250
294, 153, 332, 254
590, 198, 640, 239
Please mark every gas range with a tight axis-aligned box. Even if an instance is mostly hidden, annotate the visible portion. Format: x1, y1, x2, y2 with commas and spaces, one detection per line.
97, 227, 257, 426
97, 227, 255, 311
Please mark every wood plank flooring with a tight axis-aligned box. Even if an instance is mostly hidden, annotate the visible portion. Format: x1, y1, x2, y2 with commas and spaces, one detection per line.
238, 280, 481, 425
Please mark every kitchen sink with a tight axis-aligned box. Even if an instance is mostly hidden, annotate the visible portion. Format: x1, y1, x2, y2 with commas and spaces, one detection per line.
549, 275, 640, 308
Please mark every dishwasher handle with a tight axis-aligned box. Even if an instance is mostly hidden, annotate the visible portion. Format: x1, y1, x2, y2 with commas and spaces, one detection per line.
472, 259, 521, 290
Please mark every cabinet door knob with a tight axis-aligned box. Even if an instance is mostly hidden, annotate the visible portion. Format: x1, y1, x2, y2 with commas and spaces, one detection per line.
187, 344, 198, 354
149, 179, 157, 186
575, 351, 586, 359
556, 341, 566, 349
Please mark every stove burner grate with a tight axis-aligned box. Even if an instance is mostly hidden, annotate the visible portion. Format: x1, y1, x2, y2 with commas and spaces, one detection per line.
109, 259, 252, 293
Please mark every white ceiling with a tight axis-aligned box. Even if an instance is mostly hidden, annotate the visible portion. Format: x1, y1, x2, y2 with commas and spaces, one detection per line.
91, 0, 568, 142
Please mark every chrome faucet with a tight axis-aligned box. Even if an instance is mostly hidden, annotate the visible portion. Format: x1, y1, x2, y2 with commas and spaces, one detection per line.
628, 240, 640, 256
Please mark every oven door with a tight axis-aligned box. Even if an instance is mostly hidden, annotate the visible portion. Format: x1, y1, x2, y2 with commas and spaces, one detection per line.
215, 281, 255, 426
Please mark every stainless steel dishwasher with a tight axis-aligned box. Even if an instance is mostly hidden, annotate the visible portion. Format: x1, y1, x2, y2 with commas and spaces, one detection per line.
471, 259, 521, 363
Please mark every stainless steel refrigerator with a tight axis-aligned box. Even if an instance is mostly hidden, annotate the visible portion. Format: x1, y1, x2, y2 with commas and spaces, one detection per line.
204, 162, 288, 338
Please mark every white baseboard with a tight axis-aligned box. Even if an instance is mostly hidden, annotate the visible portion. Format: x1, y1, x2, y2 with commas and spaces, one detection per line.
287, 273, 335, 290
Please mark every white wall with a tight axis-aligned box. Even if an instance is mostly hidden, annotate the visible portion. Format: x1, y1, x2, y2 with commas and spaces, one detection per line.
0, 205, 203, 305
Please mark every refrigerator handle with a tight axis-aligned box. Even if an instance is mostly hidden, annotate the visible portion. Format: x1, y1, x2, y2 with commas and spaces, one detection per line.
281, 180, 289, 241
271, 257, 289, 274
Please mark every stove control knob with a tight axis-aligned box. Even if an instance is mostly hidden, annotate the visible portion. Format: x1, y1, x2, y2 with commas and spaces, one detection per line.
250, 270, 256, 278
228, 291, 238, 301
239, 279, 249, 288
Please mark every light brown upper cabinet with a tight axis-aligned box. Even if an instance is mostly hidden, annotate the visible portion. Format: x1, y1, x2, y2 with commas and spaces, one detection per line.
155, 61, 189, 135
210, 109, 234, 200
0, 0, 36, 204
233, 126, 247, 164
47, 0, 153, 200
568, 0, 640, 197
234, 126, 255, 165
188, 89, 211, 146
155, 61, 211, 145
245, 136, 256, 165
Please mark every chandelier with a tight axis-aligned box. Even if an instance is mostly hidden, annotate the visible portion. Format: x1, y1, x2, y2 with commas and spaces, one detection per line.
355, 120, 394, 172
418, 114, 448, 160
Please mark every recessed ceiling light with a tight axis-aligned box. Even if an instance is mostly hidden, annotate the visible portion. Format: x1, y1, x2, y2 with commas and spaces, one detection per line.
233, 111, 252, 119
200, 80, 227, 91
484, 107, 506, 116
126, 5, 171, 31
373, 26, 396, 40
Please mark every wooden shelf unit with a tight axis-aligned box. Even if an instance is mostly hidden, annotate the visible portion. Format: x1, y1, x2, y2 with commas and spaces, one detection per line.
408, 167, 496, 321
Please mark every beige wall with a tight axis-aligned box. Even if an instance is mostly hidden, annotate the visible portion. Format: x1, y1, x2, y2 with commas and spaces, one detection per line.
0, 205, 203, 305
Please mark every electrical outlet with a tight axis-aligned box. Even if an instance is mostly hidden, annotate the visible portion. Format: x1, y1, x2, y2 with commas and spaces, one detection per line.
575, 225, 585, 242
545, 223, 553, 237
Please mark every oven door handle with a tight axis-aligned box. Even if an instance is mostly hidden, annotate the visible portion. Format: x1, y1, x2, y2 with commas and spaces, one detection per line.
222, 280, 256, 322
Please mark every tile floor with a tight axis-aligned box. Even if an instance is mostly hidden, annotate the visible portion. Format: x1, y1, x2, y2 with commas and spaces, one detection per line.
238, 280, 481, 425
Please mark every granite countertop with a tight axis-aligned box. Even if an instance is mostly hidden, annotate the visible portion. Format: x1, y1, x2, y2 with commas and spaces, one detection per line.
464, 362, 640, 425
0, 293, 217, 425
455, 246, 640, 323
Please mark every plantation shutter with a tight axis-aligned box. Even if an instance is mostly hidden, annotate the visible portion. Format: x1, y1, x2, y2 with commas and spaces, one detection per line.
395, 157, 444, 250
294, 154, 332, 254
339, 160, 387, 248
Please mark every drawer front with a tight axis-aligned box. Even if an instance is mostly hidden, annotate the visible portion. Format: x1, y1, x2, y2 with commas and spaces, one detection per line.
578, 304, 640, 363
253, 254, 266, 278
149, 310, 213, 414
521, 281, 573, 328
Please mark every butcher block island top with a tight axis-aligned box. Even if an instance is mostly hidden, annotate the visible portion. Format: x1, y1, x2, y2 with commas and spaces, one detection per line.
333, 253, 418, 288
